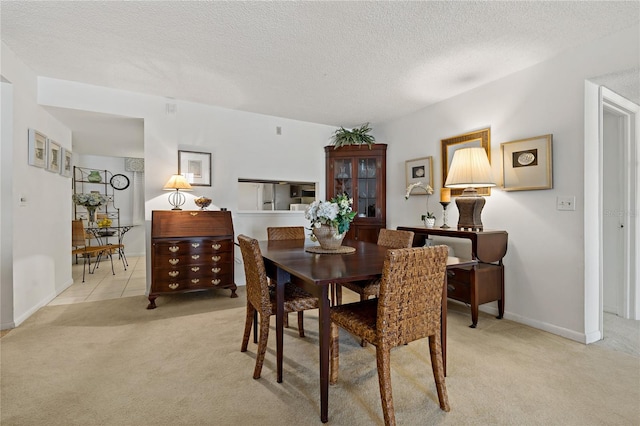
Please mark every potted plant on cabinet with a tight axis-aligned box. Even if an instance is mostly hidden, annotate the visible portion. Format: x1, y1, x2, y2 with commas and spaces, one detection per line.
330, 123, 376, 149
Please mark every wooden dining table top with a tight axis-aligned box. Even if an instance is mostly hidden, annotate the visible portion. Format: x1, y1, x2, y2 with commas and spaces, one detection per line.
259, 238, 474, 284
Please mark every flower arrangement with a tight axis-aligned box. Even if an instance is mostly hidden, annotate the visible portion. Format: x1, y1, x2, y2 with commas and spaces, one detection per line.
305, 193, 357, 236
72, 193, 107, 207
405, 181, 434, 219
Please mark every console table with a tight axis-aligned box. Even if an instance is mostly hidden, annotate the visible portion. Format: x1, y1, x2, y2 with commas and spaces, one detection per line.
398, 226, 508, 327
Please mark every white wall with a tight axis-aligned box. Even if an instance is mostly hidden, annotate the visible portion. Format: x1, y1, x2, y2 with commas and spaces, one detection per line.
36, 78, 335, 290
1, 43, 73, 327
376, 25, 640, 342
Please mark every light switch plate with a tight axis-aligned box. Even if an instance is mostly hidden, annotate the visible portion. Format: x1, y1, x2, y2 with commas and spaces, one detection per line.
557, 196, 576, 211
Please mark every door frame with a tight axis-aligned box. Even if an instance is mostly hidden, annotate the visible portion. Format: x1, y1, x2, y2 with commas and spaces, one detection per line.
584, 82, 639, 343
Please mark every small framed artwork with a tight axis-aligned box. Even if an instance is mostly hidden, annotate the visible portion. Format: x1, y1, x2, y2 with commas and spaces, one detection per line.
46, 139, 62, 173
178, 150, 211, 186
60, 148, 73, 178
405, 156, 434, 190
500, 134, 553, 191
441, 128, 491, 196
28, 128, 47, 168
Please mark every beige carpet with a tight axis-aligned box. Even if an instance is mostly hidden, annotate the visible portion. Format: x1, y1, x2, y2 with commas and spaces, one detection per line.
1, 289, 639, 426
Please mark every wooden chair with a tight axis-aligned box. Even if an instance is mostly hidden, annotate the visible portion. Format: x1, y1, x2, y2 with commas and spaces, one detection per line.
329, 245, 450, 426
71, 220, 117, 282
238, 234, 318, 379
266, 226, 306, 331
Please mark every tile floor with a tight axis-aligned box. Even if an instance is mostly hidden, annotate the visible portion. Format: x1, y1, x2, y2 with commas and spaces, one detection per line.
49, 255, 146, 306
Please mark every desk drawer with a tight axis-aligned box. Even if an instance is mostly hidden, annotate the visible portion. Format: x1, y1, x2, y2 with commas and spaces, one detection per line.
446, 275, 470, 303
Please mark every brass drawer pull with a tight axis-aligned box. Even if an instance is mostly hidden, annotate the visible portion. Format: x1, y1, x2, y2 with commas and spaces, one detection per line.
212, 243, 222, 250
169, 259, 179, 265
191, 254, 200, 260
168, 283, 179, 290
212, 267, 221, 273
169, 246, 179, 253
191, 267, 200, 272
168, 271, 179, 277
212, 255, 221, 262
191, 279, 200, 284
191, 243, 200, 248
190, 212, 198, 216
447, 284, 455, 292
212, 279, 221, 285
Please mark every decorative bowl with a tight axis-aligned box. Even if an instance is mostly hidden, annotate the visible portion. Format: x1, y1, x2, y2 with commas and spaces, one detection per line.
194, 197, 212, 210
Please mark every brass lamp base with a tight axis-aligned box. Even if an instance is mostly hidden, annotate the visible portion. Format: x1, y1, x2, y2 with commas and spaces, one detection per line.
455, 187, 485, 231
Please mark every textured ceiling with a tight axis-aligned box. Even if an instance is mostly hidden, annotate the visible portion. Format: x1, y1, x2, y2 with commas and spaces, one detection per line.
1, 1, 639, 148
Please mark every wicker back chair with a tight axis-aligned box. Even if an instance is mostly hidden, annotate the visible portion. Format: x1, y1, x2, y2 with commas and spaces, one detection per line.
329, 245, 450, 425
267, 226, 306, 241
238, 234, 318, 379
266, 226, 307, 330
338, 228, 414, 307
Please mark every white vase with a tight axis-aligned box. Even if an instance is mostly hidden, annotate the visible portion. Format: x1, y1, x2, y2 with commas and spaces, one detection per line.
423, 217, 436, 228
312, 224, 345, 250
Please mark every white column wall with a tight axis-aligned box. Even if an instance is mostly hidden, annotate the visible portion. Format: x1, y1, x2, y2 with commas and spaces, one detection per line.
1, 43, 73, 327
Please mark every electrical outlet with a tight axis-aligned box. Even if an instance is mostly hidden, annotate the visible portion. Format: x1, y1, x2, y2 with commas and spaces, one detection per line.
557, 196, 576, 211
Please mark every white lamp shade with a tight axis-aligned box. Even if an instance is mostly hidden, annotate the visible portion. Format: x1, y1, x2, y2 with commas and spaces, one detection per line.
163, 174, 193, 191
445, 147, 495, 188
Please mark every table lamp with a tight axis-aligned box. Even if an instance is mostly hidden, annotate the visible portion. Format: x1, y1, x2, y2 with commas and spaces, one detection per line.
444, 147, 495, 231
163, 174, 192, 210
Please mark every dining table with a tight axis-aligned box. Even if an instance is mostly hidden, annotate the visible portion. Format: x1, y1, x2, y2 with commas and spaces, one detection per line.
258, 238, 476, 423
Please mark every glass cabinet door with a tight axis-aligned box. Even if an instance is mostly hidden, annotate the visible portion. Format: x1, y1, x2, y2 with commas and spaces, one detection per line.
357, 158, 378, 218
332, 158, 352, 197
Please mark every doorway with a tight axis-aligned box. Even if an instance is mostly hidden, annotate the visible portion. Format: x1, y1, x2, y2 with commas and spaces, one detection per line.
584, 83, 639, 344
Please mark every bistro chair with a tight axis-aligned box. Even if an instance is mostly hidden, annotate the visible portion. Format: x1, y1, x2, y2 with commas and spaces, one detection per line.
238, 234, 318, 379
71, 220, 117, 282
329, 245, 450, 426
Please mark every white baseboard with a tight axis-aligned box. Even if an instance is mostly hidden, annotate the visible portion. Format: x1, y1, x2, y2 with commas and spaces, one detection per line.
13, 291, 57, 327
472, 303, 587, 344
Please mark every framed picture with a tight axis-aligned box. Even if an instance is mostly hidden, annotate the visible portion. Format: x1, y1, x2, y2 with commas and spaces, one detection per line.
405, 156, 434, 190
60, 148, 72, 178
500, 134, 553, 191
46, 139, 62, 173
178, 150, 211, 186
28, 128, 47, 168
441, 128, 491, 196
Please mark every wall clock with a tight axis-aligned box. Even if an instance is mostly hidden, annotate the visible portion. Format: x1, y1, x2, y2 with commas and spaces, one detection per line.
110, 174, 130, 190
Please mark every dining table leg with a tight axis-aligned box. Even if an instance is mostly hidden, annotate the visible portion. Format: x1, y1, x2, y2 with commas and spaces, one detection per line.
276, 267, 289, 383
317, 287, 330, 423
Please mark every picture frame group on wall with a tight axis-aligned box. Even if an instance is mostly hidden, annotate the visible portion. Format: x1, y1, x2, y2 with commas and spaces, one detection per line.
178, 150, 212, 186
441, 128, 491, 196
500, 134, 553, 191
28, 128, 72, 177
405, 156, 434, 190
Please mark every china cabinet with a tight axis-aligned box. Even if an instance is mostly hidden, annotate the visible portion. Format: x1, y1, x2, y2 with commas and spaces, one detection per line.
325, 143, 387, 243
